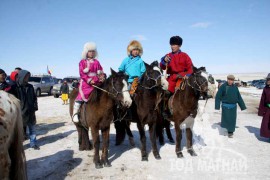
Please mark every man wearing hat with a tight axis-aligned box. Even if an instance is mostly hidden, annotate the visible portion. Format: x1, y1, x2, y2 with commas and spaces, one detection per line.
160, 36, 194, 119
0, 69, 17, 96
258, 73, 270, 139
215, 74, 246, 138
160, 36, 193, 93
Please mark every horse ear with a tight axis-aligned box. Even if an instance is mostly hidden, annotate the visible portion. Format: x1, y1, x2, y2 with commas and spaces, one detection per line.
150, 60, 159, 67
144, 62, 151, 70
193, 66, 198, 73
110, 68, 117, 76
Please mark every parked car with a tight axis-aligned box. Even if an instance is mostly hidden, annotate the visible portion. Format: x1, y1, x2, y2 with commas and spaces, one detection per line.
53, 77, 62, 84
28, 75, 55, 96
256, 81, 266, 89
52, 76, 80, 98
257, 83, 266, 89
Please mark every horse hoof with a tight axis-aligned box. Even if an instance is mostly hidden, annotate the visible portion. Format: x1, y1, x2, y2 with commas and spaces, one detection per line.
177, 152, 184, 158
95, 163, 103, 169
141, 156, 148, 161
188, 149, 197, 157
159, 141, 165, 146
103, 160, 112, 167
154, 154, 161, 160
103, 161, 112, 167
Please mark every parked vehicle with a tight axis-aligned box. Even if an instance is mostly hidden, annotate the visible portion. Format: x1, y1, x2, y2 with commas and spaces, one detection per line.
53, 77, 62, 84
28, 75, 55, 96
257, 83, 266, 89
52, 76, 80, 98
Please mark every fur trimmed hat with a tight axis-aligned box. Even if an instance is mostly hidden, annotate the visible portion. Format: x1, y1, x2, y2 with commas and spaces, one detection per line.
81, 42, 98, 59
127, 40, 143, 56
170, 36, 183, 46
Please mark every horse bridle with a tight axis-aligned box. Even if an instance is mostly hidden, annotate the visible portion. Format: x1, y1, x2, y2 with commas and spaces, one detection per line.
140, 68, 164, 90
186, 72, 208, 93
92, 78, 129, 99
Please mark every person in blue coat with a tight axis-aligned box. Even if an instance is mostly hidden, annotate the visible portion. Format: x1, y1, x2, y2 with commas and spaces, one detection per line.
119, 40, 146, 94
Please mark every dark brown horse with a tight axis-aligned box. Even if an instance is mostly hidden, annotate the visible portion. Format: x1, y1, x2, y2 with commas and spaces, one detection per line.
69, 69, 132, 169
115, 61, 169, 161
171, 66, 208, 158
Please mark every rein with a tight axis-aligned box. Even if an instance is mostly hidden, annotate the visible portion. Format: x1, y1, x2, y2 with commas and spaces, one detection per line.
92, 78, 129, 98
140, 70, 163, 90
92, 78, 129, 123
186, 76, 208, 93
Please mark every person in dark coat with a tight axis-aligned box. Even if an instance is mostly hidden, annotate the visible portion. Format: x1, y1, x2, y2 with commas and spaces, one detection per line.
71, 79, 79, 89
215, 74, 247, 138
258, 73, 270, 139
16, 70, 39, 149
60, 80, 69, 105
0, 68, 18, 97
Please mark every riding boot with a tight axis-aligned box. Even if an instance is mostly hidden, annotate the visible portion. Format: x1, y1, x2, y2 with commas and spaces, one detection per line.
72, 102, 81, 123
162, 91, 173, 121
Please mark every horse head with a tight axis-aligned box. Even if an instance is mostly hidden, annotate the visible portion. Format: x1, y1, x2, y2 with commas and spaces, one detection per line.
109, 68, 132, 108
189, 66, 208, 98
143, 61, 168, 90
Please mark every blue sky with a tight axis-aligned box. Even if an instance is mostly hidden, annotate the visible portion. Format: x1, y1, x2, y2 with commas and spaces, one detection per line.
0, 0, 269, 78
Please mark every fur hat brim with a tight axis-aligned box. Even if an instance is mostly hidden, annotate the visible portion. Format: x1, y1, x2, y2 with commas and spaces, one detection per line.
81, 42, 98, 59
127, 40, 143, 56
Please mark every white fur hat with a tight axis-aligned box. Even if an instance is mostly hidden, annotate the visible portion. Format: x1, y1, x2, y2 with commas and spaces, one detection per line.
127, 40, 143, 56
81, 42, 98, 59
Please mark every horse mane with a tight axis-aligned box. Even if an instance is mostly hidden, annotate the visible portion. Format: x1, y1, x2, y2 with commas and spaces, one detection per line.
88, 78, 109, 104
88, 71, 127, 104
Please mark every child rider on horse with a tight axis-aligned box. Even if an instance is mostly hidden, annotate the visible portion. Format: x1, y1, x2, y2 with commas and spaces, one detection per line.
118, 40, 146, 95
72, 42, 106, 123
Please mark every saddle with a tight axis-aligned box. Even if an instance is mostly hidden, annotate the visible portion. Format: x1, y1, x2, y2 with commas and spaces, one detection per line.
168, 79, 187, 114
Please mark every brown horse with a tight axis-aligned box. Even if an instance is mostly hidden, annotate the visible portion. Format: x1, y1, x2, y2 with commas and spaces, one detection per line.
171, 66, 208, 158
69, 69, 132, 169
115, 61, 169, 161
0, 91, 27, 180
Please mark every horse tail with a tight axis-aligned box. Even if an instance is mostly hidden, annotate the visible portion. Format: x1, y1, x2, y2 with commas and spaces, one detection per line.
114, 120, 127, 146
9, 96, 28, 180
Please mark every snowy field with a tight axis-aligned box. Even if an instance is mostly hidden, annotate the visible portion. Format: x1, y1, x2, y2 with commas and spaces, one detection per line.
213, 72, 267, 82
24, 88, 269, 180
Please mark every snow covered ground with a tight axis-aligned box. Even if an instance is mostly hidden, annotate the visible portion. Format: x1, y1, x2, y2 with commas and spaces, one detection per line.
213, 72, 267, 82
24, 88, 269, 180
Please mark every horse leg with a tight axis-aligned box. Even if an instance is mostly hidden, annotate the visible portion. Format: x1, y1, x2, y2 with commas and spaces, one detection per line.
101, 127, 112, 167
156, 118, 165, 146
137, 122, 148, 161
91, 127, 102, 169
76, 125, 92, 151
125, 122, 135, 147
149, 123, 161, 160
175, 122, 183, 158
165, 120, 175, 143
186, 128, 197, 156
114, 120, 126, 146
